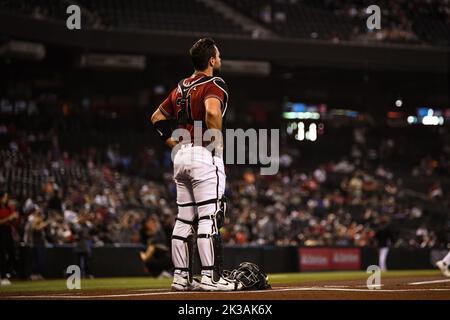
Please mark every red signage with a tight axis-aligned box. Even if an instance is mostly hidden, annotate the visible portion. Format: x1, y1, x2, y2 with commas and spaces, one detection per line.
299, 248, 361, 271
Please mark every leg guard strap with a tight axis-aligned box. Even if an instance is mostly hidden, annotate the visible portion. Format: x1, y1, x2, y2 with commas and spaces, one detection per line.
174, 267, 190, 272
201, 266, 215, 270
177, 202, 196, 207
196, 198, 218, 207
172, 235, 189, 242
197, 233, 212, 239
176, 217, 196, 225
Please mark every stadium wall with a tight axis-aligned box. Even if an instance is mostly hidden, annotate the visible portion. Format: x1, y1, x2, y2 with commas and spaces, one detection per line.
16, 245, 436, 279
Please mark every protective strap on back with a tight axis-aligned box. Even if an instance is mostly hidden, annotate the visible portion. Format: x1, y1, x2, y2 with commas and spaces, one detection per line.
176, 76, 213, 126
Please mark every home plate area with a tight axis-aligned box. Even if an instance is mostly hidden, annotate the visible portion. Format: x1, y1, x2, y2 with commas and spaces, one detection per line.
2, 273, 450, 300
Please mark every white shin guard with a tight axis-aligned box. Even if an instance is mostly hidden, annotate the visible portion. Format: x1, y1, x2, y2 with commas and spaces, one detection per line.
197, 213, 224, 281
171, 218, 195, 277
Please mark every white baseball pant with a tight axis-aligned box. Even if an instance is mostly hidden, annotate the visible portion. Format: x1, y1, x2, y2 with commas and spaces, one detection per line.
171, 143, 225, 277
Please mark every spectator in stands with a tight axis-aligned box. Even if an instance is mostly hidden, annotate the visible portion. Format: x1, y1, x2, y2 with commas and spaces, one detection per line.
375, 217, 395, 271
256, 211, 278, 245
160, 210, 176, 244
260, 4, 272, 24
73, 210, 94, 279
23, 206, 48, 280
47, 190, 62, 213
429, 182, 443, 200
0, 191, 18, 285
31, 6, 47, 20
139, 215, 171, 278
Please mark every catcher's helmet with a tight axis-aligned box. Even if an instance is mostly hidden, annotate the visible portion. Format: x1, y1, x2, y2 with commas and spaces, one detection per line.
225, 262, 271, 290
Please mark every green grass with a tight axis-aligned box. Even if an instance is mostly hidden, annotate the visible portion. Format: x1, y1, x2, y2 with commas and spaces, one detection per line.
268, 269, 440, 284
0, 277, 172, 293
0, 270, 440, 294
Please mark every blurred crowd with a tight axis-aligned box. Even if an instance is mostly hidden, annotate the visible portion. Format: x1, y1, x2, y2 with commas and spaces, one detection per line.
248, 0, 449, 45
1, 151, 176, 248
223, 163, 448, 248
3, 0, 449, 45
337, 0, 450, 44
0, 122, 448, 252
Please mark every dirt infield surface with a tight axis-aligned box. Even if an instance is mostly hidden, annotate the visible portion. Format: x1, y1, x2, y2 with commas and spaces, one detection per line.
1, 272, 449, 300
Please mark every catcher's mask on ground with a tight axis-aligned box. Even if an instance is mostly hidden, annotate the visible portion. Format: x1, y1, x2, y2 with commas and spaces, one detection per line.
224, 262, 271, 291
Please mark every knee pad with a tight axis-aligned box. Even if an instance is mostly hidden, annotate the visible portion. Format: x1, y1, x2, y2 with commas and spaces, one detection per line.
197, 195, 227, 232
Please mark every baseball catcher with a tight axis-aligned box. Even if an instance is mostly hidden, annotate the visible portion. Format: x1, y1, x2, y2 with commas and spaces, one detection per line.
150, 38, 239, 291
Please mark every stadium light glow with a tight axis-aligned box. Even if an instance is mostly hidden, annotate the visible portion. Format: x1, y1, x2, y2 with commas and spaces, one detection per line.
283, 111, 320, 120
294, 122, 318, 142
306, 123, 317, 141
422, 109, 444, 125
295, 122, 305, 141
407, 116, 417, 124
